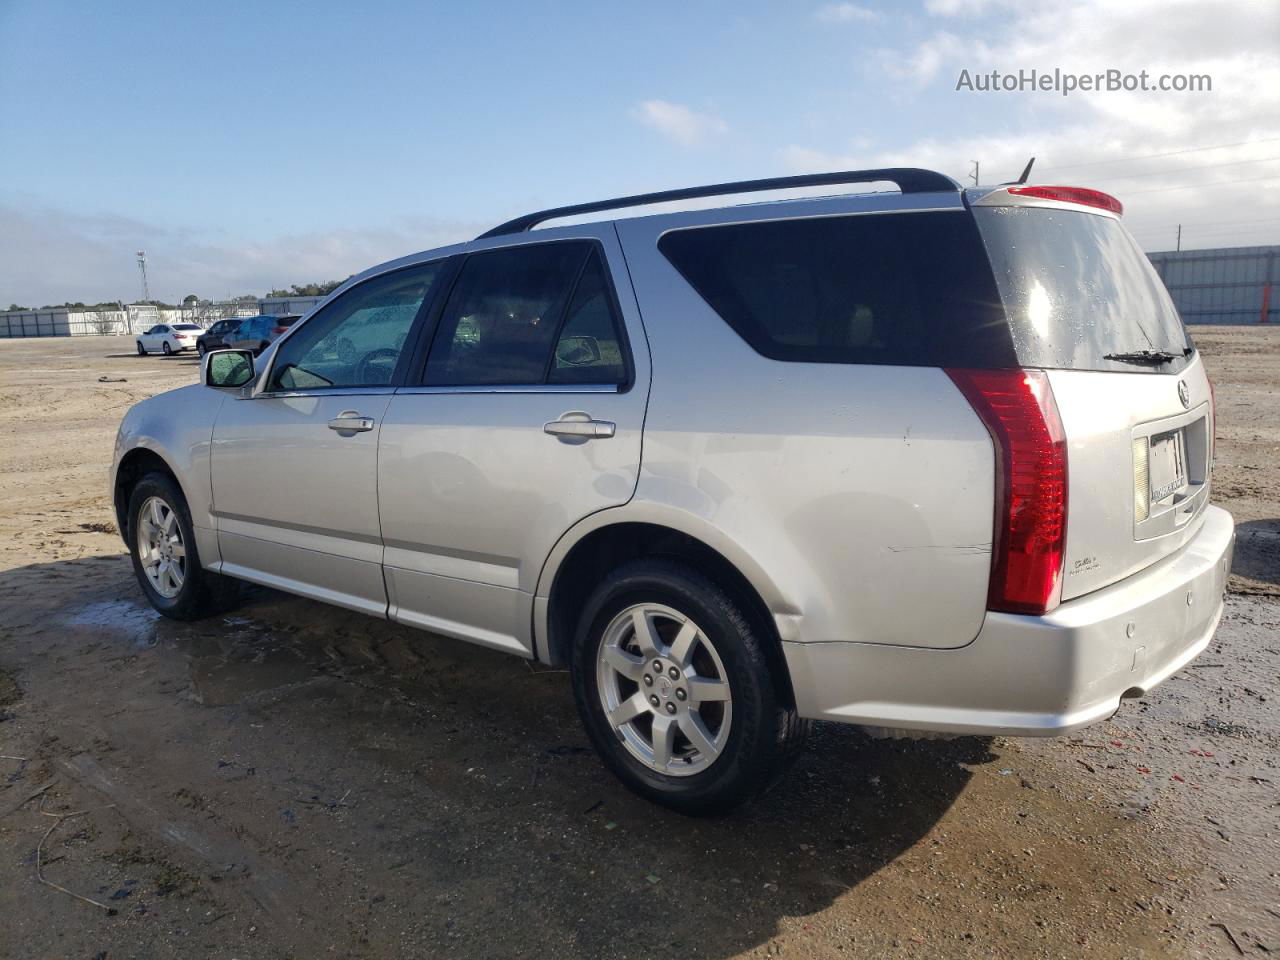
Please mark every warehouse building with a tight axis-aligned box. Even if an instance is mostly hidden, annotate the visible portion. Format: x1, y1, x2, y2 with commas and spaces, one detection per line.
1147, 244, 1277, 325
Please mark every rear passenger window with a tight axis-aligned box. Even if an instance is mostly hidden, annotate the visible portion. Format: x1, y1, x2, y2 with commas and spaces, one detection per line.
658, 212, 1016, 368
549, 250, 627, 385
425, 242, 602, 386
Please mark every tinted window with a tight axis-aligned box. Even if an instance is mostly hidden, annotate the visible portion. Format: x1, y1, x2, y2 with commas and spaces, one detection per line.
658, 212, 1015, 367
973, 207, 1193, 373
548, 250, 627, 384
425, 242, 588, 385
270, 264, 442, 391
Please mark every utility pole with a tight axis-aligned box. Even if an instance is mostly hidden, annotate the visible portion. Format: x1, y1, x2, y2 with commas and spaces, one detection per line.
1176, 225, 1182, 252
969, 161, 980, 186
136, 250, 151, 303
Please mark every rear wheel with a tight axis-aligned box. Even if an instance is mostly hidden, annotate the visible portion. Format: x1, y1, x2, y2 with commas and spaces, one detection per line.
136, 341, 145, 355
571, 559, 808, 815
162, 341, 172, 355
127, 472, 238, 620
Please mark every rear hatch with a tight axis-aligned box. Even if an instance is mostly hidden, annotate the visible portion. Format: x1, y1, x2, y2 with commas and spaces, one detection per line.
970, 192, 1212, 601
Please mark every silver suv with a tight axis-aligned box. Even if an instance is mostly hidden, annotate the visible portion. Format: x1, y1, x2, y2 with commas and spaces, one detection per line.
111, 169, 1235, 813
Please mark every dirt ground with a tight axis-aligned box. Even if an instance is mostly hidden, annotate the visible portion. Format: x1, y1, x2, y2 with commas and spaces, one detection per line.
0, 331, 1276, 959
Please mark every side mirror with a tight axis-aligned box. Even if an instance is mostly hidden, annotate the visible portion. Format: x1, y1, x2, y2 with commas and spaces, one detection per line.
555, 335, 602, 366
204, 349, 255, 388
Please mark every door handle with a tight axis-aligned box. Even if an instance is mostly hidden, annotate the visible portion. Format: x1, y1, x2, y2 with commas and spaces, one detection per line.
544, 415, 616, 440
327, 411, 376, 433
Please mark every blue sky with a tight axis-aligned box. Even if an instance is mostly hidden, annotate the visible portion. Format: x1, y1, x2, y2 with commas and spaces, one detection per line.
2, 0, 1277, 305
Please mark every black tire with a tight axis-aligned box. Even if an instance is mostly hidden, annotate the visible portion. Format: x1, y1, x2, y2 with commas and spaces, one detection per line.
162, 341, 172, 355
136, 341, 145, 356
126, 471, 239, 621
197, 342, 206, 357
571, 558, 809, 815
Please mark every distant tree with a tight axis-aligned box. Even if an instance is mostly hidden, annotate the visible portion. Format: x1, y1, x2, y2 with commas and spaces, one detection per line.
267, 279, 349, 298
183, 294, 199, 305
5, 304, 28, 312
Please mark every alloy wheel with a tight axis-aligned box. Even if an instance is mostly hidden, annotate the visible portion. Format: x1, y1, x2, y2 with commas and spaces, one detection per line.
137, 496, 186, 598
596, 603, 733, 777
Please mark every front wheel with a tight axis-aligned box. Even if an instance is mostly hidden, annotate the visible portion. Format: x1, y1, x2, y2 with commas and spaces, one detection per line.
127, 472, 239, 620
571, 559, 808, 815
196, 342, 206, 357
136, 341, 145, 356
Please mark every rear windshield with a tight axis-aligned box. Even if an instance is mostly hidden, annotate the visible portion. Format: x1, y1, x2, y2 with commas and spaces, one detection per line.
658, 211, 1017, 368
659, 207, 1193, 373
972, 206, 1193, 374
174, 324, 201, 330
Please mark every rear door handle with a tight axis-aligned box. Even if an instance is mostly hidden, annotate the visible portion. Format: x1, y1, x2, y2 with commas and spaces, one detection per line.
327, 411, 376, 433
544, 415, 616, 440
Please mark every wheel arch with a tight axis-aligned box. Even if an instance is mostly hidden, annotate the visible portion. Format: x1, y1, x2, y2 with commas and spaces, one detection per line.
538, 512, 799, 708
113, 446, 184, 547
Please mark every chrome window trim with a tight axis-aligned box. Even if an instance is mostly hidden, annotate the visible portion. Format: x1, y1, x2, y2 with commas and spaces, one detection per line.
396, 383, 620, 396
249, 386, 398, 400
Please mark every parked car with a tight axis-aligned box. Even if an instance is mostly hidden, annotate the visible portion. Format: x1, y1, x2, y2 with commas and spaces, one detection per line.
135, 323, 203, 355
227, 314, 302, 355
196, 317, 246, 356
110, 169, 1234, 813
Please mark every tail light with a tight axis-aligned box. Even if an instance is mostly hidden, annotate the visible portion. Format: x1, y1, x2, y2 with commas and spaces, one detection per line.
1005, 185, 1123, 216
947, 368, 1068, 615
272, 326, 288, 336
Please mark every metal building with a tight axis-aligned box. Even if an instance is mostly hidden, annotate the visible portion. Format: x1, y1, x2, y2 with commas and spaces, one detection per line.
1148, 244, 1278, 325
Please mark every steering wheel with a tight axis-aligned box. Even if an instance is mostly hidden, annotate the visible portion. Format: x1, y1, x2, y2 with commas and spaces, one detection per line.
354, 347, 400, 385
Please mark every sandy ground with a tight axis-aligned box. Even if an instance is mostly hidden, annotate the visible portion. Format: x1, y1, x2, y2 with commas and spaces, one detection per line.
0, 331, 1276, 959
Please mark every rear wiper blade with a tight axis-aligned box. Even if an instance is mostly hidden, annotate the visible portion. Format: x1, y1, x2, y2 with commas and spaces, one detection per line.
1103, 349, 1181, 366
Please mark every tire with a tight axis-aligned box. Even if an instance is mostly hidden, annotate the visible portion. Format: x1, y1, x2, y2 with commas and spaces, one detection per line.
162, 341, 172, 355
136, 341, 145, 356
571, 558, 809, 815
197, 342, 206, 357
126, 471, 239, 621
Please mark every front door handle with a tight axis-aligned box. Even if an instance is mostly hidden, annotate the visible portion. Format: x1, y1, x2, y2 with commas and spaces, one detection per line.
544, 414, 616, 440
327, 411, 376, 433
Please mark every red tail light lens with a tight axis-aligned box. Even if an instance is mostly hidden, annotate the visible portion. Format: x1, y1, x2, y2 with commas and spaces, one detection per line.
272, 326, 288, 335
947, 368, 1068, 615
1006, 185, 1123, 216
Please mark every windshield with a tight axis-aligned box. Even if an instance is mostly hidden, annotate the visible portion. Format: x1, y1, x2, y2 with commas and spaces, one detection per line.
973, 206, 1193, 373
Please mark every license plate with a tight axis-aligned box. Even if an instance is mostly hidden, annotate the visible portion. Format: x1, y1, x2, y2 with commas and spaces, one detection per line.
1149, 430, 1186, 502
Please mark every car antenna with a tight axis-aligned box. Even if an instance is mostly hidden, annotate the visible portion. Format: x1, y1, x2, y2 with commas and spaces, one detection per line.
1014, 156, 1035, 184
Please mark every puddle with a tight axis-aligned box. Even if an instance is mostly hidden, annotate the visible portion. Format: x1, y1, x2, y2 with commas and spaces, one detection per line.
64, 598, 163, 647
188, 650, 317, 706
60, 597, 320, 706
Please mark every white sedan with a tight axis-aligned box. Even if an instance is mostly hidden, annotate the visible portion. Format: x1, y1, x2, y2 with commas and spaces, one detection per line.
136, 323, 203, 355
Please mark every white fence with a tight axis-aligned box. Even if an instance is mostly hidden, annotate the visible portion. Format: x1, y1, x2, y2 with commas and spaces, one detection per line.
1, 301, 266, 339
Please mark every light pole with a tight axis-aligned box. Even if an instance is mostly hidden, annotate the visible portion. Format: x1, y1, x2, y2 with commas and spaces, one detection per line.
136, 250, 151, 303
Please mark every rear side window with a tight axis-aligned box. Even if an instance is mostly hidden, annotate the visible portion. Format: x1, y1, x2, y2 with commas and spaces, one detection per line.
548, 250, 627, 385
658, 211, 1015, 368
973, 207, 1193, 373
426, 241, 627, 387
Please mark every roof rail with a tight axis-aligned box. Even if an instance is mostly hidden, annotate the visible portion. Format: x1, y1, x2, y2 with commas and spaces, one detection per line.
476, 167, 961, 239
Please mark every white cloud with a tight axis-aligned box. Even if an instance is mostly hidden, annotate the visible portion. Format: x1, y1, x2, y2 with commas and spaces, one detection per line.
785, 0, 1280, 249
0, 204, 483, 307
923, 0, 1013, 16
633, 99, 728, 146
815, 3, 880, 23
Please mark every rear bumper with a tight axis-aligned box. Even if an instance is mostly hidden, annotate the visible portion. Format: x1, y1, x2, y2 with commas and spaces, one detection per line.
783, 504, 1235, 736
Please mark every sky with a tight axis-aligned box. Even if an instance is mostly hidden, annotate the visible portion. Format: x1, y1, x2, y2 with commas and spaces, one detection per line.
1, 0, 1277, 306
